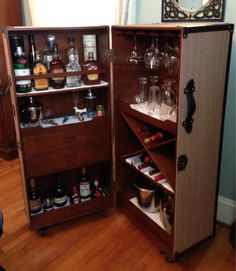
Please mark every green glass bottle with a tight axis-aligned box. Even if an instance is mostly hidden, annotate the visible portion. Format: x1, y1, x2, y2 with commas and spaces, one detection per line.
14, 46, 31, 93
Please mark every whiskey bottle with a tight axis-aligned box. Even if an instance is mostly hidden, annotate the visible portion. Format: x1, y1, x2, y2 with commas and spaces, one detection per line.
33, 51, 49, 90
50, 44, 65, 89
83, 52, 100, 85
43, 191, 54, 212
66, 37, 81, 87
71, 185, 80, 204
79, 167, 91, 202
29, 178, 42, 214
14, 46, 31, 93
53, 180, 67, 207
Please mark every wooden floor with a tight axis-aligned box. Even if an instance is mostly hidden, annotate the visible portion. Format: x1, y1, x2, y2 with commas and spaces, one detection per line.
0, 158, 235, 271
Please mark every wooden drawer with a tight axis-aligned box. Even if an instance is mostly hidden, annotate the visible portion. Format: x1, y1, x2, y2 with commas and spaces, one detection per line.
24, 140, 111, 177
21, 118, 110, 157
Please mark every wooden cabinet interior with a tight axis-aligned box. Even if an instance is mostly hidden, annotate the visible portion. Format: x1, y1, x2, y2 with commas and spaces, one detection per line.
3, 23, 233, 261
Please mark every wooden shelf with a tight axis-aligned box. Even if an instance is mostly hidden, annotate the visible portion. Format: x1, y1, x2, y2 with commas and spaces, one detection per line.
119, 100, 177, 135
16, 80, 109, 97
30, 193, 113, 230
122, 152, 174, 194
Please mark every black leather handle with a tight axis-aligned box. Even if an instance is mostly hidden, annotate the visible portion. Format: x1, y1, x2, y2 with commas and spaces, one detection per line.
182, 79, 196, 133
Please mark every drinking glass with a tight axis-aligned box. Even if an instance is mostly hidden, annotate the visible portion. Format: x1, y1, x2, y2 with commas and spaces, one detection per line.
160, 79, 176, 120
127, 36, 143, 64
144, 37, 161, 70
147, 75, 161, 116
168, 38, 179, 74
134, 77, 148, 104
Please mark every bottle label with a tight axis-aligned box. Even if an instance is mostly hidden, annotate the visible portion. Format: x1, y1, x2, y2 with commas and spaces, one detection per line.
80, 183, 90, 198
34, 63, 49, 90
30, 199, 41, 213
51, 68, 64, 81
15, 68, 31, 85
54, 196, 67, 205
83, 35, 97, 61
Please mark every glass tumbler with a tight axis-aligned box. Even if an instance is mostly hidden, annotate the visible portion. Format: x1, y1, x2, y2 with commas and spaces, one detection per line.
134, 77, 148, 104
147, 75, 161, 116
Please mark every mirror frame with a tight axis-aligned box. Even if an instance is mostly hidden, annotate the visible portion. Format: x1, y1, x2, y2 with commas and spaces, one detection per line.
162, 0, 225, 22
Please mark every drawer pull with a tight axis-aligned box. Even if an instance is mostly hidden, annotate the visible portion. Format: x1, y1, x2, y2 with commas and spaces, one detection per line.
63, 136, 76, 143
64, 155, 77, 163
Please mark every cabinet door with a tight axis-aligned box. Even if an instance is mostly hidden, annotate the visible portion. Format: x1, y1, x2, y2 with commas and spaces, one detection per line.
0, 0, 22, 159
3, 26, 114, 230
174, 29, 232, 254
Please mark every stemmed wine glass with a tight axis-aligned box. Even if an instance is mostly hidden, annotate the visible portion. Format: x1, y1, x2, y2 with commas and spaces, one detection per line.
127, 36, 143, 64
160, 79, 177, 121
168, 37, 179, 74
144, 37, 161, 70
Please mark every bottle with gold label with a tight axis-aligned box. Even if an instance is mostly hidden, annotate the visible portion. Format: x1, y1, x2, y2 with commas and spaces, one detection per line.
83, 52, 100, 85
33, 51, 49, 90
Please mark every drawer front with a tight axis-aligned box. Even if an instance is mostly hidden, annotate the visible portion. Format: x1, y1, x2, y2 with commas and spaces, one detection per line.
22, 120, 110, 157
24, 141, 111, 177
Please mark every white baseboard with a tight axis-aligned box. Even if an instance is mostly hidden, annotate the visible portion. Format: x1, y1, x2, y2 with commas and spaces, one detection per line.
217, 196, 235, 225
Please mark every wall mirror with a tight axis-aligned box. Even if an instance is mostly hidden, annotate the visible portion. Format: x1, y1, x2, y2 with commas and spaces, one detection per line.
162, 0, 225, 22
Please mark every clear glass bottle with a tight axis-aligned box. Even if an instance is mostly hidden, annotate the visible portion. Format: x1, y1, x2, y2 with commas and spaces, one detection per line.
33, 51, 49, 90
83, 52, 100, 85
14, 46, 31, 93
50, 44, 65, 89
66, 37, 81, 87
84, 89, 97, 119
43, 34, 56, 71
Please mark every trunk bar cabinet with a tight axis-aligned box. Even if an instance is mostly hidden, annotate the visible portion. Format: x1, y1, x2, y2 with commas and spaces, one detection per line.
3, 23, 233, 261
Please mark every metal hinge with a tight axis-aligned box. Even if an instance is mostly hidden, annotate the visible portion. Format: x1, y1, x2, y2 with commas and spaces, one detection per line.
112, 181, 117, 192
108, 49, 118, 63
16, 142, 22, 151
12, 104, 16, 117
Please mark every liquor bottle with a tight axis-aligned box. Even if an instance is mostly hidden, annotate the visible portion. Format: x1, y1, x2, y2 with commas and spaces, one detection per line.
50, 44, 65, 89
71, 185, 80, 204
84, 89, 97, 119
82, 52, 100, 85
83, 34, 97, 62
66, 37, 81, 87
92, 177, 105, 198
144, 131, 163, 144
43, 191, 54, 212
53, 180, 67, 207
79, 167, 91, 202
28, 34, 36, 70
29, 178, 42, 214
43, 34, 56, 71
33, 51, 49, 90
14, 46, 31, 93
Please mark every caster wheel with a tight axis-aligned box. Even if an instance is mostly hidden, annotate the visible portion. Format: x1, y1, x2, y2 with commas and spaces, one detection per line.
159, 250, 166, 256
165, 256, 174, 263
38, 228, 47, 236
